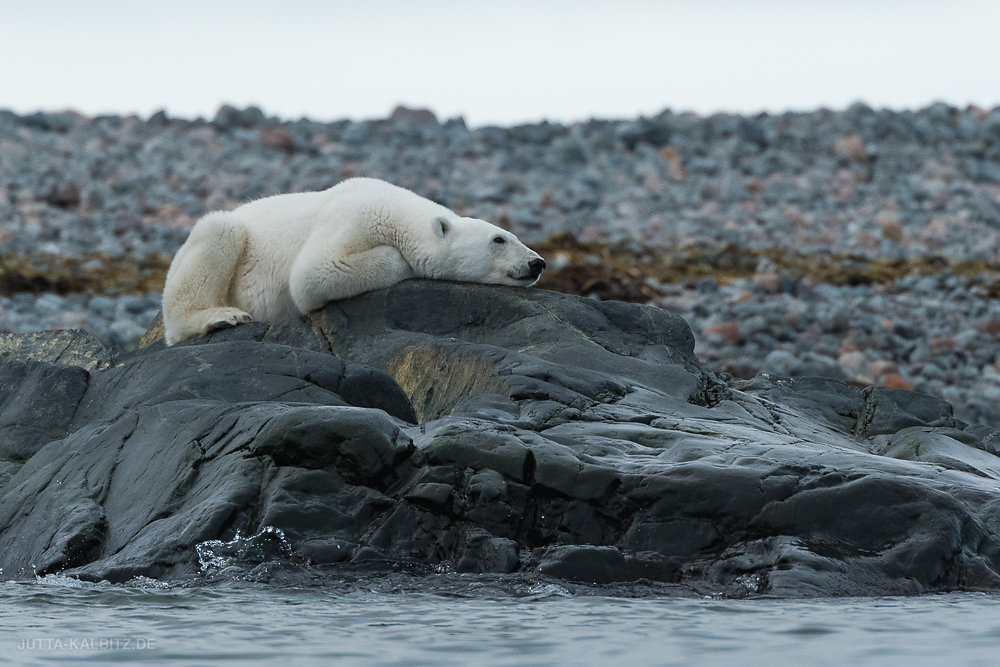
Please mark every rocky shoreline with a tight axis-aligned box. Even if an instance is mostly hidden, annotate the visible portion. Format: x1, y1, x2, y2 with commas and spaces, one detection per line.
1, 104, 999, 426
3, 281, 1000, 597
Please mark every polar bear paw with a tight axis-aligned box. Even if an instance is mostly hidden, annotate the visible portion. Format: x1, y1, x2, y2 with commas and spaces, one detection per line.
198, 307, 253, 335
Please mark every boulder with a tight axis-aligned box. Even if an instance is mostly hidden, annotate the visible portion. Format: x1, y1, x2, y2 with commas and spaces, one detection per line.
3, 280, 1000, 597
0, 329, 112, 370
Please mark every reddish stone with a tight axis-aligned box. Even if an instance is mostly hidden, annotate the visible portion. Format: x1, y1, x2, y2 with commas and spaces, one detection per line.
46, 184, 80, 208
974, 319, 1000, 337
871, 360, 901, 386
856, 232, 880, 251
260, 127, 295, 152
703, 321, 742, 345
752, 272, 781, 292
660, 145, 685, 181
834, 134, 868, 162
838, 351, 873, 384
801, 323, 824, 341
577, 225, 609, 244
930, 337, 958, 352
880, 218, 904, 244
839, 341, 860, 355
880, 373, 914, 391
876, 208, 904, 244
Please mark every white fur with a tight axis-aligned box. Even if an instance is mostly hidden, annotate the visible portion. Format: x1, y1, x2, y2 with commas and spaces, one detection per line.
162, 178, 545, 345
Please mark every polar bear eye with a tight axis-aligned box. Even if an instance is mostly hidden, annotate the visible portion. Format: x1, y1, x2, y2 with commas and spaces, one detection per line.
493, 237, 506, 244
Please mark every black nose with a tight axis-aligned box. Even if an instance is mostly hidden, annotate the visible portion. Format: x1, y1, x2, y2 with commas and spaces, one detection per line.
529, 258, 546, 275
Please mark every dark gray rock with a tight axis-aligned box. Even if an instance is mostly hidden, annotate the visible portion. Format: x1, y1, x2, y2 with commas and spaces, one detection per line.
534, 545, 679, 584
212, 104, 266, 129
3, 282, 1000, 597
308, 280, 719, 420
617, 118, 672, 150
388, 105, 438, 126
0, 330, 415, 580
856, 386, 954, 437
736, 375, 862, 434
0, 329, 112, 370
0, 360, 88, 480
21, 110, 82, 132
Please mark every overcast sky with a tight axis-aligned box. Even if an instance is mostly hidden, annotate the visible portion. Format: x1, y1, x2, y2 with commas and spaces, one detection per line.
2, 0, 997, 126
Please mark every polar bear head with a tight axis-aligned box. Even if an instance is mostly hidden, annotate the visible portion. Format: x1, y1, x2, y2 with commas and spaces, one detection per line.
422, 215, 546, 286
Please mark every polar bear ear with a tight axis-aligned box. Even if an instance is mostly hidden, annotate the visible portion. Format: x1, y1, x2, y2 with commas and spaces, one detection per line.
433, 215, 450, 239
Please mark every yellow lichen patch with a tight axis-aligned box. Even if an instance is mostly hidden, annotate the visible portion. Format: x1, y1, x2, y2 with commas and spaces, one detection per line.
139, 312, 165, 348
387, 345, 507, 423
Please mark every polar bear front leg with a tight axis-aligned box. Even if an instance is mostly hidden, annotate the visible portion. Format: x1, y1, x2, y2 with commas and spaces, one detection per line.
163, 213, 254, 345
190, 307, 254, 335
290, 245, 416, 313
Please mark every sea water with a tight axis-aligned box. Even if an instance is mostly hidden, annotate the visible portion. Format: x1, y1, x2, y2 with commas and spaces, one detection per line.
1, 575, 998, 666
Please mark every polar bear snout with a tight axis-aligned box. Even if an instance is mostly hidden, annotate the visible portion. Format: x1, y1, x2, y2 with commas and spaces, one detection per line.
509, 256, 546, 284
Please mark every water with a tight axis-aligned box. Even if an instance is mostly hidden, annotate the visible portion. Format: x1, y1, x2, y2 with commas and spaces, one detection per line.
1, 575, 999, 665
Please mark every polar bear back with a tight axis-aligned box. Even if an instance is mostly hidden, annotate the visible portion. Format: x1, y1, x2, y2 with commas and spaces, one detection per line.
224, 179, 451, 319
237, 179, 450, 258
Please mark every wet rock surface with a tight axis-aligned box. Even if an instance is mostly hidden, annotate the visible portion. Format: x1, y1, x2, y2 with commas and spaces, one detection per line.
3, 281, 1000, 597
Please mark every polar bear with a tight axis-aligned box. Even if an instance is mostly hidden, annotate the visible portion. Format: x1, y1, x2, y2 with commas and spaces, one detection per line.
162, 177, 546, 345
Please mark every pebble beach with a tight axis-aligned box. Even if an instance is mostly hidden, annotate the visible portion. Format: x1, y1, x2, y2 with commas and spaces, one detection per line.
1, 103, 999, 426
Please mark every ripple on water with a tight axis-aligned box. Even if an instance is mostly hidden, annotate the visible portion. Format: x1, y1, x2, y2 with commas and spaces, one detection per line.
1, 580, 1000, 665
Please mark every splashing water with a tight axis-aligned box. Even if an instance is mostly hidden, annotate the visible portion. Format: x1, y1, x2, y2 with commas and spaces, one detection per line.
195, 527, 295, 575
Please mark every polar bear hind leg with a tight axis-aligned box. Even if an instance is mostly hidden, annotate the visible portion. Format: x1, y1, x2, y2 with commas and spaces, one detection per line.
163, 213, 253, 345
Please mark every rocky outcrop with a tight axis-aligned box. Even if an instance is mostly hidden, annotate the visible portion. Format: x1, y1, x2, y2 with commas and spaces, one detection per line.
2, 281, 1000, 596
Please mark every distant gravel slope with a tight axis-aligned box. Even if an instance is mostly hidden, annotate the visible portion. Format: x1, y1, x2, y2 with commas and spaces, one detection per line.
1, 103, 999, 425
